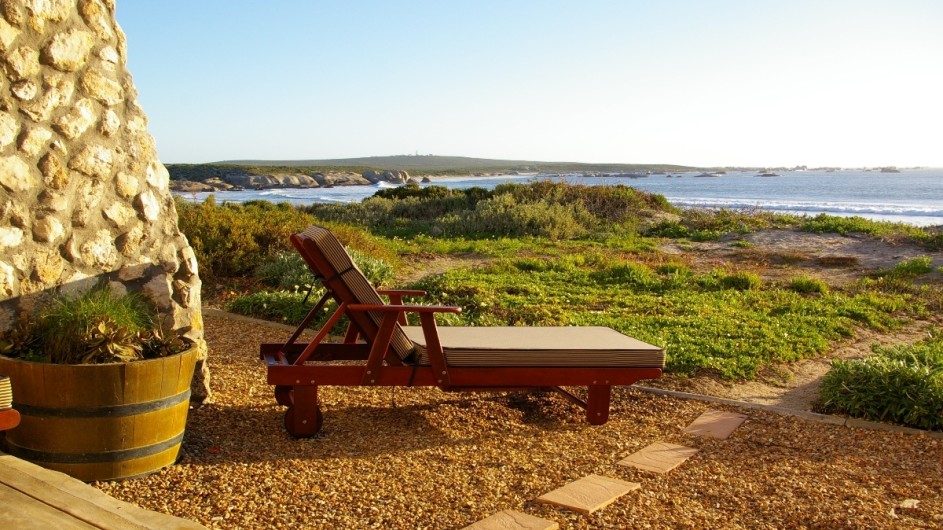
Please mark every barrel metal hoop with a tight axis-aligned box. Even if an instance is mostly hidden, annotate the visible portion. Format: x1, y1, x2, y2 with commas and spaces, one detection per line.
13, 389, 191, 418
6, 432, 185, 464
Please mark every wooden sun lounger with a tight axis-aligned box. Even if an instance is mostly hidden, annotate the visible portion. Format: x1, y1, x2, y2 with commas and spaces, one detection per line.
261, 225, 665, 437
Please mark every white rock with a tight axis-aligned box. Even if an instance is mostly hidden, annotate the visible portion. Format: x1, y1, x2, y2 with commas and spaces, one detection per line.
137, 189, 161, 221
81, 70, 123, 105
0, 156, 35, 192
33, 216, 65, 242
19, 126, 53, 157
0, 261, 15, 297
100, 108, 120, 136
0, 112, 19, 148
43, 28, 93, 71
0, 227, 24, 248
115, 172, 140, 198
79, 229, 118, 268
5, 46, 39, 79
68, 144, 113, 178
99, 46, 120, 65
146, 162, 170, 189
11, 80, 37, 100
103, 202, 135, 227
0, 18, 20, 52
54, 98, 97, 140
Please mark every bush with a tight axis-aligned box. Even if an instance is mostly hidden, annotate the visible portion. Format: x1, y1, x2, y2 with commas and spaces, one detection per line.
876, 256, 934, 278
176, 198, 315, 278
349, 249, 394, 288
819, 332, 943, 431
646, 208, 794, 241
255, 251, 312, 290
788, 275, 829, 294
227, 288, 331, 327
306, 181, 676, 240
719, 271, 762, 291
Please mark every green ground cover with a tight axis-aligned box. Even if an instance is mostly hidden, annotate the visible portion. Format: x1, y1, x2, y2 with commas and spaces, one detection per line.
177, 182, 943, 428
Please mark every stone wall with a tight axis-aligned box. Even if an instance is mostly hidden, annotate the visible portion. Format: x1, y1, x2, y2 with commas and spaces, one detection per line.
0, 0, 210, 401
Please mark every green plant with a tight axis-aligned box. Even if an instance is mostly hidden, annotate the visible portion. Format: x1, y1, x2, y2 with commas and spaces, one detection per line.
819, 331, 943, 431
788, 275, 829, 295
875, 256, 934, 278
227, 288, 331, 327
349, 249, 395, 288
719, 271, 762, 291
0, 285, 186, 364
255, 251, 313, 290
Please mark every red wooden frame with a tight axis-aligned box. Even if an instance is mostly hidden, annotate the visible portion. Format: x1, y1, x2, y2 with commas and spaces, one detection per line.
0, 408, 20, 431
260, 228, 663, 437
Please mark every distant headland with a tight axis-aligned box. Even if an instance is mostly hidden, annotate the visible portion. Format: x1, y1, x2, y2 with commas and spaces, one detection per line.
165, 155, 912, 192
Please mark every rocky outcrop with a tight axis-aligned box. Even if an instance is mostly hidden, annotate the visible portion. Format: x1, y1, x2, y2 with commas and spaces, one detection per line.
0, 0, 209, 401
362, 169, 409, 184
223, 173, 319, 189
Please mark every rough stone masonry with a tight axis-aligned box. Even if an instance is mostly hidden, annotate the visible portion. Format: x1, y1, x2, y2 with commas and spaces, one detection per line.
0, 0, 210, 401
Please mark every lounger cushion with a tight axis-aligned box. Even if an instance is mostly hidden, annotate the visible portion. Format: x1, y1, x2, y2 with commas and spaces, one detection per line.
403, 326, 665, 367
298, 226, 417, 361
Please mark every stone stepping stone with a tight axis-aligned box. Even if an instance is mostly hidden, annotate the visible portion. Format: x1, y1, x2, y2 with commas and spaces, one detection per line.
536, 474, 640, 514
617, 442, 699, 473
683, 410, 748, 439
462, 509, 558, 530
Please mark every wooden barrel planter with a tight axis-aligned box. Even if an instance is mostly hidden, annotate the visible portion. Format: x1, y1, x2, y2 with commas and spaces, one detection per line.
0, 347, 197, 482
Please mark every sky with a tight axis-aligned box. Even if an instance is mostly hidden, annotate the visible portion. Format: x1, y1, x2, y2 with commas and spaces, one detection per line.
115, 1, 943, 168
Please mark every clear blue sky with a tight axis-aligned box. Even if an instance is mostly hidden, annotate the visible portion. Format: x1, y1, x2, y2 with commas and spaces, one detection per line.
116, 1, 943, 167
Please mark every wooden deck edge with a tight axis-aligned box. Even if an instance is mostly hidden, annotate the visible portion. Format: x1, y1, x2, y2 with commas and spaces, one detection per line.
0, 452, 206, 530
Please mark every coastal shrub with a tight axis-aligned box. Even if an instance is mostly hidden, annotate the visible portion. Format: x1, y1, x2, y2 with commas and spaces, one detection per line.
646, 208, 793, 241
457, 194, 592, 239
255, 251, 312, 290
788, 275, 829, 295
876, 256, 934, 278
348, 249, 395, 288
227, 288, 331, 327
306, 181, 675, 240
819, 332, 943, 431
719, 271, 762, 291
176, 198, 315, 278
593, 262, 660, 289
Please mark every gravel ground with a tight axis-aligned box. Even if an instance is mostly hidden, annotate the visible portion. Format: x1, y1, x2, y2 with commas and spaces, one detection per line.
95, 313, 943, 529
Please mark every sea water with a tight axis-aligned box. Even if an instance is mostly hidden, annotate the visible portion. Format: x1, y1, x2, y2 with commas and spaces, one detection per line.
173, 168, 943, 227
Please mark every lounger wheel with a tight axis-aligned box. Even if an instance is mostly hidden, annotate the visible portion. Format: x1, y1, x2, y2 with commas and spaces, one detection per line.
274, 385, 294, 406
284, 405, 323, 438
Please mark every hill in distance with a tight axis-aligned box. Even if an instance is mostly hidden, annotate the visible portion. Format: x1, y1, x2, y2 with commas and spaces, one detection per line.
214, 154, 698, 174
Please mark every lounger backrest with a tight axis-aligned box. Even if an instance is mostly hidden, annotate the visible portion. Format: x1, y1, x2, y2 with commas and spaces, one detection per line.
291, 225, 416, 362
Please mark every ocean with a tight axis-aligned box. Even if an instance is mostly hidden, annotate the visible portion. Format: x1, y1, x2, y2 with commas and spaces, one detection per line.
173, 168, 943, 228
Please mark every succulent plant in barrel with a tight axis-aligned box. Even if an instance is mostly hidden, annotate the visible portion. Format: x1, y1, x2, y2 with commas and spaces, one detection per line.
0, 285, 198, 482
0, 285, 187, 365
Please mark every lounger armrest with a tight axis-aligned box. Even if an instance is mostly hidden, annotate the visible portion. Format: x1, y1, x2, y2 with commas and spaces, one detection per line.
347, 304, 461, 314
374, 291, 430, 324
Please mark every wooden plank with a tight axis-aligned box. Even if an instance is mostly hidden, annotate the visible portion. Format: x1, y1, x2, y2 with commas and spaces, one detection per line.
0, 483, 99, 530
536, 474, 640, 514
0, 452, 206, 529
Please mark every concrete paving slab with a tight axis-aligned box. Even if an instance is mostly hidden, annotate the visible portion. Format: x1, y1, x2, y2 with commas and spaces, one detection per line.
617, 442, 699, 473
536, 474, 640, 514
683, 410, 748, 439
462, 509, 558, 530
